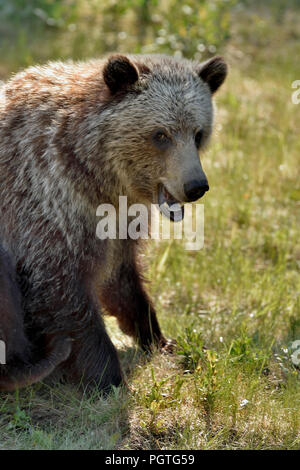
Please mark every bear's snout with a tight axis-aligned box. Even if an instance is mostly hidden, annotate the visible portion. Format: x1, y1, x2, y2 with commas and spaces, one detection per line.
183, 179, 209, 202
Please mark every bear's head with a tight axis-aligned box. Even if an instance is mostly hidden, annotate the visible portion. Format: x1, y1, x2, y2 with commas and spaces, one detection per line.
102, 53, 227, 221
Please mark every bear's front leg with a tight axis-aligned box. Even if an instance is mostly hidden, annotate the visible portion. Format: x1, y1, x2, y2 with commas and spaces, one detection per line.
23, 275, 123, 392
59, 295, 123, 391
98, 254, 172, 352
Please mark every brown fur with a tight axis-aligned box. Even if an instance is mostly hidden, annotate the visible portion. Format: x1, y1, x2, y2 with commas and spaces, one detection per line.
0, 246, 71, 390
0, 54, 227, 391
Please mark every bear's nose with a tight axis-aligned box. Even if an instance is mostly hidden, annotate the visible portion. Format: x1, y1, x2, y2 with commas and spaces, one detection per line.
184, 179, 209, 202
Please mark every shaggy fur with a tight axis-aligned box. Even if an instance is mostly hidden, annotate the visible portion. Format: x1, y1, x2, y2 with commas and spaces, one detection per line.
0, 54, 227, 391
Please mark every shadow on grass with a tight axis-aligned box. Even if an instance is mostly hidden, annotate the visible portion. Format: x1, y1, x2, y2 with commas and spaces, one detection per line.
0, 343, 156, 449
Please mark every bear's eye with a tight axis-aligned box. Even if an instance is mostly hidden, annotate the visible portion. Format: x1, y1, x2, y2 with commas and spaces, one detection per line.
152, 130, 171, 148
195, 130, 203, 148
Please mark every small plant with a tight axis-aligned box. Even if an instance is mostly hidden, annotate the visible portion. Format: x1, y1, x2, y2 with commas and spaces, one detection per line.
226, 331, 271, 372
8, 406, 32, 431
197, 349, 220, 414
177, 325, 205, 372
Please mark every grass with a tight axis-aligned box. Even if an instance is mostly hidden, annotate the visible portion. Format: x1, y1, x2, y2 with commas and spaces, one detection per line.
0, 6, 300, 450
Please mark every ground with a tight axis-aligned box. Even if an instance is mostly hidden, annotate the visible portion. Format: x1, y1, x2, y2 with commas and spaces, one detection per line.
0, 6, 299, 450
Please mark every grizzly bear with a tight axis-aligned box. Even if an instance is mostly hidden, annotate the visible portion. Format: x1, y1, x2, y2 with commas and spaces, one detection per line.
0, 54, 227, 391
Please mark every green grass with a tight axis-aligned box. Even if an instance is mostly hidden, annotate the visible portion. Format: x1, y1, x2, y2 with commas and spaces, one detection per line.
0, 6, 300, 450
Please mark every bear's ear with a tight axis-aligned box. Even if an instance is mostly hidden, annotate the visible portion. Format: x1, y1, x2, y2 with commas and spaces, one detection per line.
196, 56, 227, 94
103, 55, 139, 94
